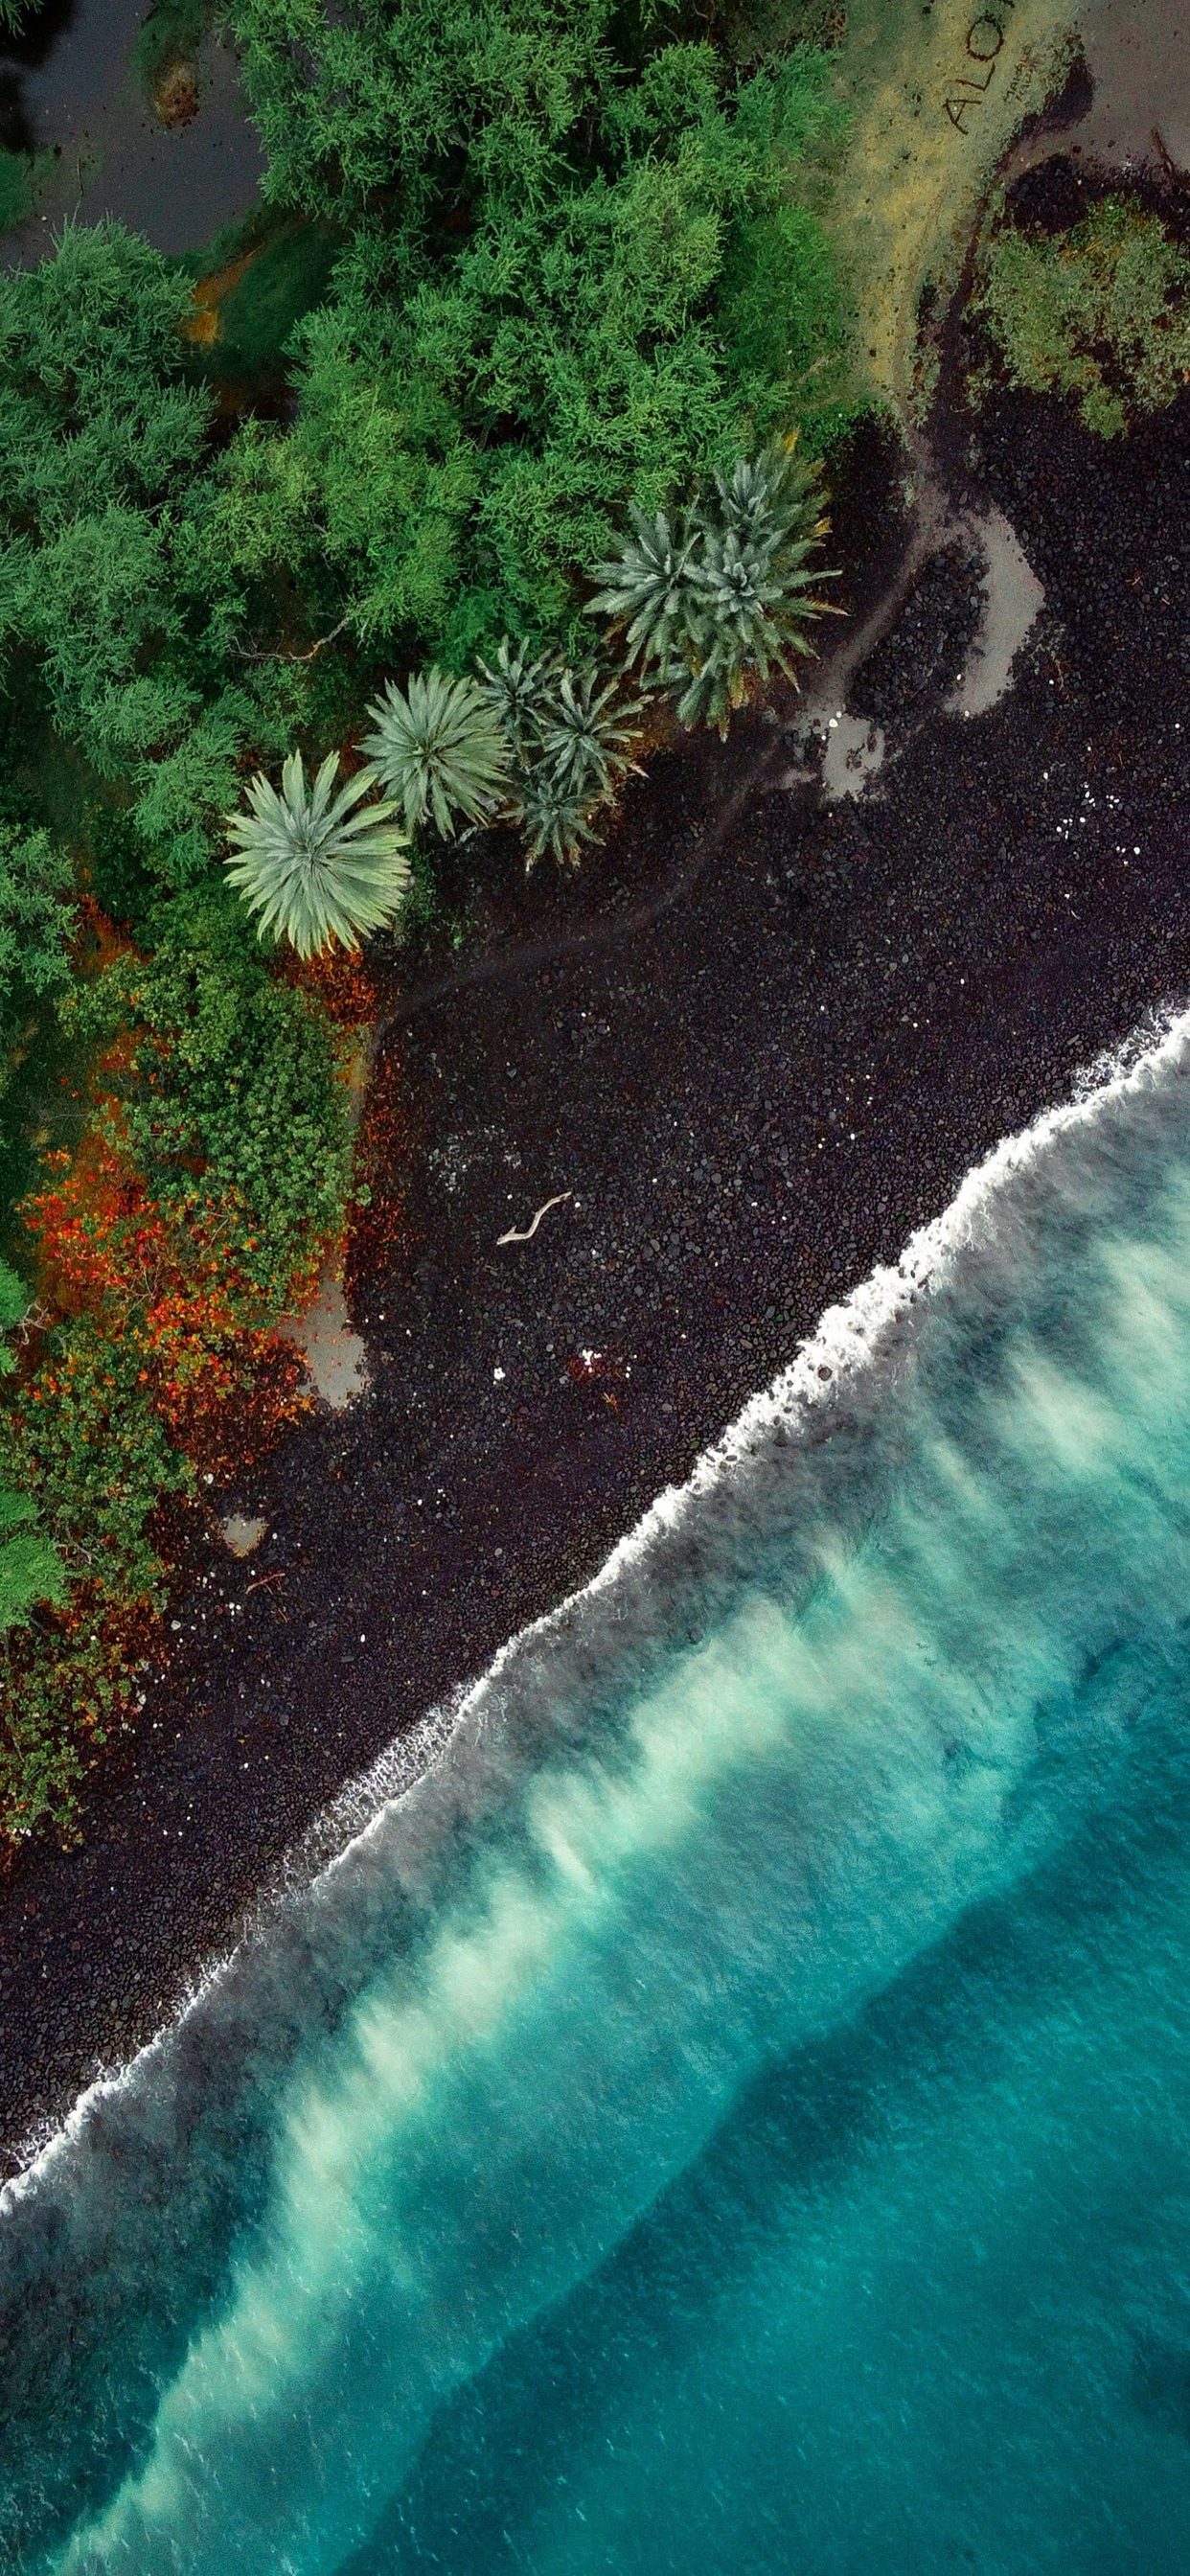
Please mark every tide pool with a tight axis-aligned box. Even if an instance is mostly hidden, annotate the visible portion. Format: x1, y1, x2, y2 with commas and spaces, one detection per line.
7, 1017, 1190, 2573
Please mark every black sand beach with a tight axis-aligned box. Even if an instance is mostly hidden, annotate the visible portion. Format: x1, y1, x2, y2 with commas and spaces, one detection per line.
3, 358, 1190, 2162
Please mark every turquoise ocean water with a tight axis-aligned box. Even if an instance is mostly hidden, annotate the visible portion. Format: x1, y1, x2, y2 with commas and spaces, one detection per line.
7, 1016, 1190, 2572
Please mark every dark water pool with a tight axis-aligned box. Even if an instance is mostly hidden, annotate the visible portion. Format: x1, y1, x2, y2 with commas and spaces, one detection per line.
0, 0, 262, 261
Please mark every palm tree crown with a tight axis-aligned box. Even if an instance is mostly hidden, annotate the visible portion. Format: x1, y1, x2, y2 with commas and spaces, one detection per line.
591, 441, 835, 733
588, 505, 698, 678
510, 769, 605, 871
224, 751, 410, 958
363, 668, 511, 838
475, 637, 563, 758
536, 665, 645, 804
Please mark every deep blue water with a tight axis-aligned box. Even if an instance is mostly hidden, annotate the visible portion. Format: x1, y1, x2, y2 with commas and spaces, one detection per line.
7, 1015, 1190, 2573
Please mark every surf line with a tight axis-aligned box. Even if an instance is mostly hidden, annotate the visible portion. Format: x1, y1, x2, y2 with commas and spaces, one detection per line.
946, 0, 1016, 132
7, 992, 1190, 2205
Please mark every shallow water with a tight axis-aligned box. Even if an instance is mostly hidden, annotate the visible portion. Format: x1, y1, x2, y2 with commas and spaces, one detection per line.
7, 1014, 1190, 2572
1074, 0, 1190, 169
949, 504, 1045, 720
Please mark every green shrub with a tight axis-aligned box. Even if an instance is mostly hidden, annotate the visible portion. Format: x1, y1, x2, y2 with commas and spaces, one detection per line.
82, 919, 357, 1312
214, 25, 846, 660
228, 0, 629, 220
0, 220, 255, 885
0, 218, 210, 518
0, 1260, 65, 1638
0, 903, 357, 1836
718, 200, 845, 427
0, 822, 76, 1060
976, 196, 1190, 438
0, 1278, 162, 1845
0, 1485, 66, 1630
84, 802, 156, 931
0, 1318, 189, 1841
0, 1317, 184, 1601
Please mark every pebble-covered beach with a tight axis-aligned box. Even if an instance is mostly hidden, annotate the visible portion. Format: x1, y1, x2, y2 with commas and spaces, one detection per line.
3, 365, 1189, 2162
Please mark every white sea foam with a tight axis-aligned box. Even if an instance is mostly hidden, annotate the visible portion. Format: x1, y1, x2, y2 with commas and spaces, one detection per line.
5, 994, 1189, 2215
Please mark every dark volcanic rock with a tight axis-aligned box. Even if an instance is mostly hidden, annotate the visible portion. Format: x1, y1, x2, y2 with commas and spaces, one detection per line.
850, 539, 986, 728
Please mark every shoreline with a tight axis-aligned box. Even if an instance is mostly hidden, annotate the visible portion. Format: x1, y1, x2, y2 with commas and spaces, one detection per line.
171, 981, 1190, 1907
4, 378, 1190, 2158
11, 980, 1190, 2201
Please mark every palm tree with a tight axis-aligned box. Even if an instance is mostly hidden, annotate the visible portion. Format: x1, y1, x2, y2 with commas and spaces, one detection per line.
475, 637, 563, 759
592, 443, 835, 733
507, 770, 604, 871
588, 505, 699, 678
362, 668, 510, 838
536, 665, 645, 805
675, 523, 829, 732
224, 751, 410, 957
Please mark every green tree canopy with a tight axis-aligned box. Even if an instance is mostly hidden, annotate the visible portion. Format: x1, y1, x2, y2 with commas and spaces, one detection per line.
212, 35, 845, 665
0, 1263, 65, 1638
0, 820, 75, 1062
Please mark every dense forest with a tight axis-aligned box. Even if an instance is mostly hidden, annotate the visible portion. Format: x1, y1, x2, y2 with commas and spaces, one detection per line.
0, 0, 854, 1837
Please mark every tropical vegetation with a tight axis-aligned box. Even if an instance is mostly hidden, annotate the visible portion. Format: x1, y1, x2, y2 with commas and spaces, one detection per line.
975, 195, 1190, 439
0, 0, 853, 1840
0, 1263, 64, 1642
363, 672, 510, 840
592, 439, 835, 731
225, 751, 409, 954
0, 824, 76, 1068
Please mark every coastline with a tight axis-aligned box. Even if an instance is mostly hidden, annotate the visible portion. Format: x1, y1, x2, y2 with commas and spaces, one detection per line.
4, 377, 1190, 2161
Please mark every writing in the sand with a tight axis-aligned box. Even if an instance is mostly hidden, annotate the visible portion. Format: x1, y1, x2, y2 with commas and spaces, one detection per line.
945, 0, 1015, 132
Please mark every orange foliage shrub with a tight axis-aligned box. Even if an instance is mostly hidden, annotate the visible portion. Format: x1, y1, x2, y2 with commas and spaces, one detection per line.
23, 1088, 307, 1473
280, 939, 378, 1028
